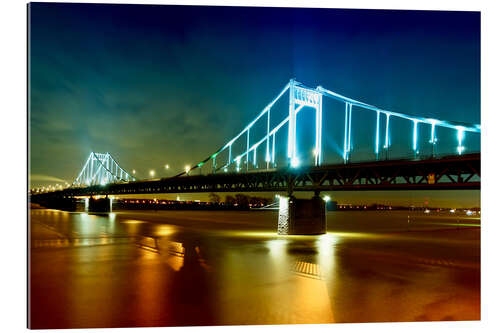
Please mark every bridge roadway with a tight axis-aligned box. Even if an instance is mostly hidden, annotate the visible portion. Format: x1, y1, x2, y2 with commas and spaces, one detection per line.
35, 153, 480, 198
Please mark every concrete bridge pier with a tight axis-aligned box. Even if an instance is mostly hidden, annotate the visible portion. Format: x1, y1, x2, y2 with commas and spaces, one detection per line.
88, 196, 112, 213
277, 191, 327, 235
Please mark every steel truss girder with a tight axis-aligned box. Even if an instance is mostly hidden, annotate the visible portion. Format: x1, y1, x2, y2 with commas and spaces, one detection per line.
51, 153, 480, 197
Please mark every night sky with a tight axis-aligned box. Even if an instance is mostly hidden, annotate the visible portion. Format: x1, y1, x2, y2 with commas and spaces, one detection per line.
28, 3, 480, 207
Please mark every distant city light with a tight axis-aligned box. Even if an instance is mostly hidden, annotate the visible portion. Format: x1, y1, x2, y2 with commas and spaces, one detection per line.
165, 164, 169, 169
185, 165, 190, 174
150, 170, 155, 177
323, 195, 331, 202
132, 169, 136, 174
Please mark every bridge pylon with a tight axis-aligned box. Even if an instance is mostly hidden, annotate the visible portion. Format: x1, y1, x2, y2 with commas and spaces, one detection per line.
72, 152, 135, 187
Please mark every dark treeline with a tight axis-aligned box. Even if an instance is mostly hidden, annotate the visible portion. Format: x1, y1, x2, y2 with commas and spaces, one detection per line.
112, 193, 271, 211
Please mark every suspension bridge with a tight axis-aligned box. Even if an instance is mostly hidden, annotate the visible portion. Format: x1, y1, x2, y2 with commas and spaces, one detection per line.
31, 78, 480, 234
72, 152, 135, 187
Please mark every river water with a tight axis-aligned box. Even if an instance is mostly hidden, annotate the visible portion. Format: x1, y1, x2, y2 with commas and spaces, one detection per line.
29, 208, 480, 328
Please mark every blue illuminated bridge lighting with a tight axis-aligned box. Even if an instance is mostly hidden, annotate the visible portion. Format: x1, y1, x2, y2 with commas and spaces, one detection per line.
177, 78, 480, 176
69, 78, 480, 186
72, 152, 135, 187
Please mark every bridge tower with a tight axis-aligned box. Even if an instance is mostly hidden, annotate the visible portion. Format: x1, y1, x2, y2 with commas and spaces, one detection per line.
72, 152, 135, 187
287, 79, 324, 168
279, 80, 327, 235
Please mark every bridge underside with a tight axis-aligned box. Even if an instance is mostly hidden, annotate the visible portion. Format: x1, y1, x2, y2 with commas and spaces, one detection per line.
41, 154, 480, 198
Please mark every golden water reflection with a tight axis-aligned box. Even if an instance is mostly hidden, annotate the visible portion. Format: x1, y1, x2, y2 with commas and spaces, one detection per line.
29, 209, 480, 328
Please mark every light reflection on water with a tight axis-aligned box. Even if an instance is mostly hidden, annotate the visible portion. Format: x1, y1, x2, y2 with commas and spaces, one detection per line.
316, 234, 337, 278
29, 209, 480, 328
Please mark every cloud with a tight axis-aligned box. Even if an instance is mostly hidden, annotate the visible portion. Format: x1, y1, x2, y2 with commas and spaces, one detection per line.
30, 174, 68, 183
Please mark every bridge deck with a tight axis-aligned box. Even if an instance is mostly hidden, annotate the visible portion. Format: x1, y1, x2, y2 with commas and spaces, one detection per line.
34, 154, 480, 197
